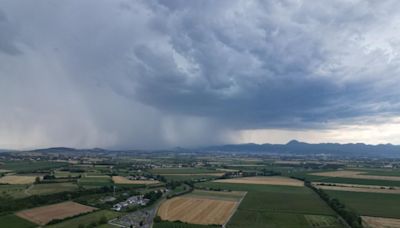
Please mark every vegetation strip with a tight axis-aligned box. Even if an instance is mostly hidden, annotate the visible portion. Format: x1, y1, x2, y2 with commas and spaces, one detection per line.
304, 180, 362, 228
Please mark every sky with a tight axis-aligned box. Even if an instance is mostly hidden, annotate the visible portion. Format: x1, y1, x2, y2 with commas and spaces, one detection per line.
1, 0, 400, 149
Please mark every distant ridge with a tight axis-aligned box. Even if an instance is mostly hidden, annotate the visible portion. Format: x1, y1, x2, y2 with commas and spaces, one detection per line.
200, 140, 400, 158
5, 140, 399, 158
30, 147, 106, 153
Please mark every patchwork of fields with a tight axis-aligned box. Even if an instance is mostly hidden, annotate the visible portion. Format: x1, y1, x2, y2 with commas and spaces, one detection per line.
324, 190, 400, 218
112, 175, 160, 185
195, 181, 343, 228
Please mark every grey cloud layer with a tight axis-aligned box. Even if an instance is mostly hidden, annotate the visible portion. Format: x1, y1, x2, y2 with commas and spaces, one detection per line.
0, 0, 399, 148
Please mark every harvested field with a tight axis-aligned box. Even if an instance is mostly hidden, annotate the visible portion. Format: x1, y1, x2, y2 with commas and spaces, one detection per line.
312, 170, 400, 181
158, 197, 238, 225
213, 176, 304, 187
112, 176, 159, 185
0, 175, 37, 184
362, 216, 400, 228
313, 182, 400, 194
16, 201, 96, 225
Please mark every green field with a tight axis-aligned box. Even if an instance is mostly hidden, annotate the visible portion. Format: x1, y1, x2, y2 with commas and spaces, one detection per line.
46, 210, 120, 228
28, 182, 78, 195
195, 181, 342, 228
78, 176, 112, 187
0, 214, 36, 228
0, 161, 67, 173
357, 169, 400, 177
0, 184, 29, 198
150, 168, 220, 174
325, 190, 400, 218
54, 171, 82, 178
228, 211, 341, 228
305, 215, 343, 227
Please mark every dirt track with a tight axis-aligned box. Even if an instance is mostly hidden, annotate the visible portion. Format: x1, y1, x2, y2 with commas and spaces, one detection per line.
311, 171, 400, 181
313, 183, 400, 194
362, 216, 400, 228
213, 176, 304, 186
16, 201, 96, 225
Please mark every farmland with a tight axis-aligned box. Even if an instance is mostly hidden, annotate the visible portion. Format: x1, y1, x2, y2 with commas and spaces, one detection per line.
0, 175, 38, 184
1, 147, 400, 227
292, 171, 400, 187
313, 183, 400, 194
112, 175, 160, 185
158, 190, 243, 225
27, 183, 78, 195
162, 174, 223, 182
16, 201, 97, 225
46, 210, 120, 228
154, 221, 217, 228
0, 184, 29, 198
78, 176, 112, 187
312, 170, 400, 181
150, 168, 221, 175
324, 190, 400, 218
195, 181, 341, 228
361, 216, 400, 228
0, 214, 36, 228
0, 161, 67, 173
213, 176, 304, 186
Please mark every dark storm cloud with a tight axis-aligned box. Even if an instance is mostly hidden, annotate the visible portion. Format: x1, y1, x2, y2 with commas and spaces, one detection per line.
130, 0, 400, 128
1, 0, 400, 149
0, 9, 20, 55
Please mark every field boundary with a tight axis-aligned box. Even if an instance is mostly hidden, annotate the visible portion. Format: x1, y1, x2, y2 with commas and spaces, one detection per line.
223, 191, 247, 227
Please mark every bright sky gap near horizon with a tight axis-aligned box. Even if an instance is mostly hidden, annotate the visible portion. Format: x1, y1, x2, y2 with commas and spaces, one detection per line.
1, 0, 400, 149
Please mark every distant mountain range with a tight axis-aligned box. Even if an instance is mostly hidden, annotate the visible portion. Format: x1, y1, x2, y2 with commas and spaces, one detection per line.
200, 140, 400, 158
2, 140, 400, 158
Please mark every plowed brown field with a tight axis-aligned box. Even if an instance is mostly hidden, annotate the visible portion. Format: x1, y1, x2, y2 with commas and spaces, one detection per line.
16, 201, 96, 225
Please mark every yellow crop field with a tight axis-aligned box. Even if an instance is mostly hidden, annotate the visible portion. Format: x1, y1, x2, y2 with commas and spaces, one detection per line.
158, 197, 238, 225
0, 175, 37, 184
